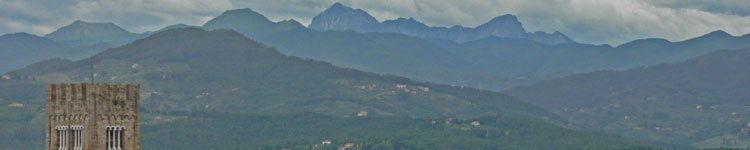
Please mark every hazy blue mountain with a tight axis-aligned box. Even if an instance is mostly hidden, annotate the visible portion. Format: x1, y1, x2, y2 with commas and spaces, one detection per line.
203, 8, 750, 92
0, 20, 175, 74
43, 20, 145, 46
506, 48, 750, 148
203, 8, 305, 38
308, 2, 380, 32
308, 3, 575, 45
0, 32, 111, 74
144, 24, 201, 34
0, 33, 68, 73
450, 30, 750, 89
202, 8, 510, 91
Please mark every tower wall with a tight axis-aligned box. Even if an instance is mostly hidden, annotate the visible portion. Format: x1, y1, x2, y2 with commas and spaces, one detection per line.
46, 83, 140, 150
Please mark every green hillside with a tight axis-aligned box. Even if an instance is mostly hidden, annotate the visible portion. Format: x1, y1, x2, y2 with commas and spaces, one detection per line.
0, 105, 665, 150
141, 112, 662, 150
506, 48, 750, 148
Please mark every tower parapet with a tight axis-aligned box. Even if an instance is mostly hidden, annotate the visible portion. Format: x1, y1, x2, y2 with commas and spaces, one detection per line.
46, 83, 140, 150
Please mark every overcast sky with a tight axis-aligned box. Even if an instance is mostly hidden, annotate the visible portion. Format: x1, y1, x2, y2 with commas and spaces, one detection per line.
1, 0, 749, 45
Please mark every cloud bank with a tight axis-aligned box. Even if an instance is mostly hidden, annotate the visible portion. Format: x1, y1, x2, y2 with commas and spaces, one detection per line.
1, 0, 749, 45
0, 0, 232, 36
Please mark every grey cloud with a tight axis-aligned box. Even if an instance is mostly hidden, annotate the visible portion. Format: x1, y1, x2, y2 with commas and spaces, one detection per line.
643, 0, 750, 16
0, 0, 232, 35
229, 0, 337, 24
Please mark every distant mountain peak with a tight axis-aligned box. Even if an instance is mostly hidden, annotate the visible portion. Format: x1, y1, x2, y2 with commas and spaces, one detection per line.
55, 20, 123, 31
148, 24, 202, 34
683, 30, 735, 43
703, 30, 732, 37
65, 20, 121, 29
330, 2, 348, 10
203, 8, 272, 30
202, 8, 306, 37
385, 17, 424, 26
225, 8, 259, 15
320, 2, 372, 18
393, 17, 416, 22
43, 20, 135, 46
488, 14, 519, 24
616, 38, 671, 49
278, 19, 304, 27
474, 14, 526, 39
2, 32, 36, 38
217, 8, 269, 22
481, 14, 523, 29
72, 20, 86, 24
308, 3, 379, 31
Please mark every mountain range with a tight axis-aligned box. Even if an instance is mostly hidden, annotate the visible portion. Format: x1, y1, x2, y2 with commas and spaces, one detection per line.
3, 4, 749, 92
309, 3, 575, 45
0, 28, 666, 149
202, 7, 750, 91
4, 4, 749, 92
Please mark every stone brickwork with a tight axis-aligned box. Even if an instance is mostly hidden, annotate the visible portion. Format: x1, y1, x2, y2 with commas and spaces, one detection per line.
46, 83, 140, 150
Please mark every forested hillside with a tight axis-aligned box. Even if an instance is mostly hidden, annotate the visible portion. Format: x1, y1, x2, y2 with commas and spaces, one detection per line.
507, 48, 750, 148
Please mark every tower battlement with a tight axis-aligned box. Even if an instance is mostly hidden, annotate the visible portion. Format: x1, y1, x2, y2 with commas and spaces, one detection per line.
46, 83, 140, 150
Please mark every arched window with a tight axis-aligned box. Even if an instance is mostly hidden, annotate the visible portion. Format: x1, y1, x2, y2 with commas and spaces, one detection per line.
72, 125, 83, 150
106, 126, 124, 150
56, 126, 69, 150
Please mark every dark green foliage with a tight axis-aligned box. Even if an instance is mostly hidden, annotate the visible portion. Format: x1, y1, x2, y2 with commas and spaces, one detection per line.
0, 107, 661, 150
506, 48, 750, 146
140, 112, 661, 150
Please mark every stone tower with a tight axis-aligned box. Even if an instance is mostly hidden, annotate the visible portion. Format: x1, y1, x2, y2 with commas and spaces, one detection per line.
46, 83, 140, 150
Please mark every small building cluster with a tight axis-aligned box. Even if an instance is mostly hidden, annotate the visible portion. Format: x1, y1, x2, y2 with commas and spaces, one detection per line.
471, 121, 481, 126
356, 111, 368, 117
8, 102, 24, 107
395, 84, 429, 95
355, 84, 377, 90
740, 123, 750, 138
